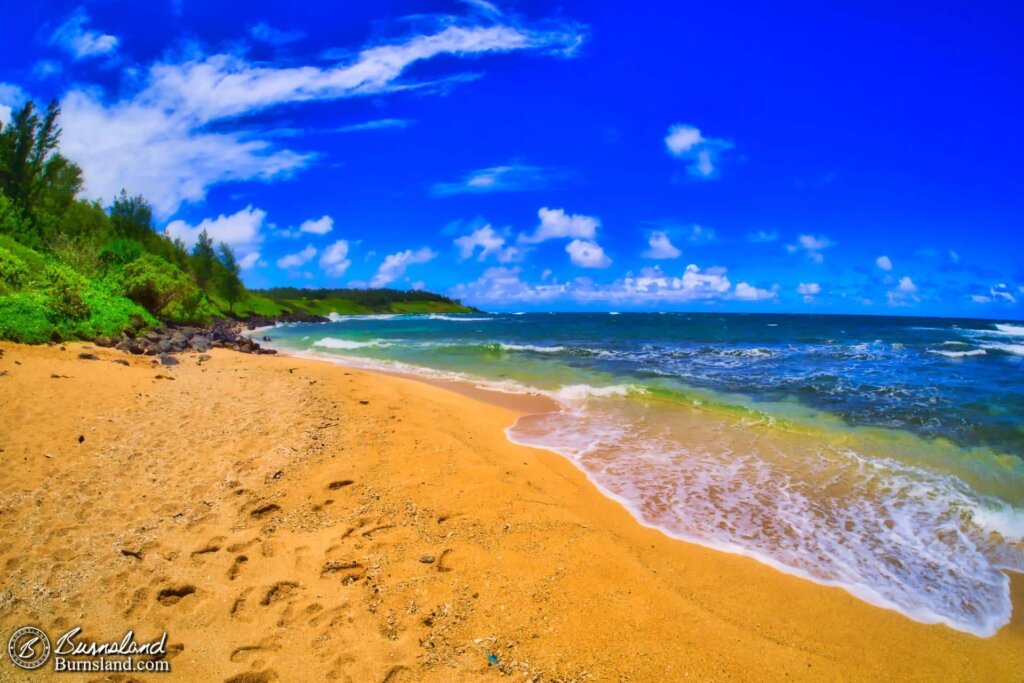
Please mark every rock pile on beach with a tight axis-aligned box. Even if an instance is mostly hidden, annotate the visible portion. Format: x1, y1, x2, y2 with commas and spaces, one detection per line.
97, 313, 328, 358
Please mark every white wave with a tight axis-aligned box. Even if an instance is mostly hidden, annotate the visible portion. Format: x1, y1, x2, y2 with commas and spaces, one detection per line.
609, 311, 620, 315
499, 343, 567, 353
312, 337, 390, 350
981, 343, 1024, 356
507, 407, 1023, 637
969, 502, 1024, 540
427, 314, 492, 321
993, 323, 1024, 336
550, 384, 642, 401
928, 349, 987, 358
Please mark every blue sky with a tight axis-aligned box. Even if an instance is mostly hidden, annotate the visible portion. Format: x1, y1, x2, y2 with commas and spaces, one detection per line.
1, 1, 1021, 316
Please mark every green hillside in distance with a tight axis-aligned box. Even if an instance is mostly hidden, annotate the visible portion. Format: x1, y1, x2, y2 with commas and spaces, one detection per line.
249, 287, 480, 317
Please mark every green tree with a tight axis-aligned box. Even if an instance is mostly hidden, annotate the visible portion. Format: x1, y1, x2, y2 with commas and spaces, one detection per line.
0, 101, 82, 238
191, 229, 216, 291
109, 190, 153, 241
119, 253, 194, 317
217, 242, 243, 315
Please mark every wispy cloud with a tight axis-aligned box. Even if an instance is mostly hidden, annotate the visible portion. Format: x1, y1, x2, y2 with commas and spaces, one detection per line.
664, 123, 734, 179
277, 245, 317, 269
332, 118, 411, 134
50, 8, 119, 61
643, 231, 681, 259
58, 14, 586, 217
433, 163, 554, 195
249, 22, 306, 45
786, 234, 832, 263
370, 247, 437, 287
747, 229, 778, 243
876, 255, 893, 271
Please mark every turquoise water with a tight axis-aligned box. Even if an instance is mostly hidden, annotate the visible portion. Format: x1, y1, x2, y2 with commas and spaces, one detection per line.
263, 312, 1024, 636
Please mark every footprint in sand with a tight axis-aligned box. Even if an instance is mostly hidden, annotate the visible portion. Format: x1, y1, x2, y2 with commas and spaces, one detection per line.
228, 555, 249, 581
260, 581, 300, 606
156, 585, 196, 606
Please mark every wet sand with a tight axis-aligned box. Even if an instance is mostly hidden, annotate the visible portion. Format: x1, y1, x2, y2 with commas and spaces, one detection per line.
0, 341, 1021, 681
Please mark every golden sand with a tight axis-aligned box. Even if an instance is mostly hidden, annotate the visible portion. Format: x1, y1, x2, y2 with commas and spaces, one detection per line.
0, 341, 1021, 682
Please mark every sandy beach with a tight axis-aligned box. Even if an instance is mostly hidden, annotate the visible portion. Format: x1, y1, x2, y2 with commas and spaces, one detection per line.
0, 341, 1021, 682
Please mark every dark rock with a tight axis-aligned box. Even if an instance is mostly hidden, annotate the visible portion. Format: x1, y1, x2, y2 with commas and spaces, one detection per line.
94, 336, 117, 348
197, 354, 212, 363
189, 336, 212, 352
419, 555, 436, 564
78, 353, 100, 361
262, 335, 272, 342
159, 353, 180, 366
112, 359, 130, 366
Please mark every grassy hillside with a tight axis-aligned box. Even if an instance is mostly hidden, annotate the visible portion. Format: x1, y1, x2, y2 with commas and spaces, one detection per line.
0, 99, 479, 345
251, 288, 479, 316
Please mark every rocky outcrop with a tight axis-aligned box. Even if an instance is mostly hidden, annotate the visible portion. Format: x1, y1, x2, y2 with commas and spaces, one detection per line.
101, 313, 326, 358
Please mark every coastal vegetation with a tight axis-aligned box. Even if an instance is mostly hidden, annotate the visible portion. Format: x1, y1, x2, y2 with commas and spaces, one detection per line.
0, 101, 473, 344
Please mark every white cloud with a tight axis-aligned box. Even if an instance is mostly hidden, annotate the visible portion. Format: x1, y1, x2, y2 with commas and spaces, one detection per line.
455, 225, 505, 261
566, 239, 611, 268
886, 276, 920, 306
688, 224, 715, 243
58, 17, 583, 217
452, 263, 776, 306
734, 282, 779, 301
164, 205, 266, 251
333, 118, 411, 133
0, 82, 26, 127
664, 123, 734, 178
319, 240, 351, 277
50, 8, 119, 60
277, 245, 317, 269
520, 207, 598, 243
249, 22, 305, 45
238, 252, 261, 269
370, 247, 436, 287
643, 231, 681, 259
748, 230, 778, 243
797, 282, 821, 302
876, 255, 893, 271
989, 284, 1017, 304
433, 163, 551, 195
971, 294, 992, 304
787, 234, 832, 263
299, 215, 334, 235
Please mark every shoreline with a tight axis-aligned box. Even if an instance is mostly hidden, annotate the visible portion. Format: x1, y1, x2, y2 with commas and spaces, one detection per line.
260, 331, 1024, 638
1, 341, 1022, 681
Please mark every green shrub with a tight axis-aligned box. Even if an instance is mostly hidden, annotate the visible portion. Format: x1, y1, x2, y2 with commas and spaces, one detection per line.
0, 246, 29, 290
0, 292, 57, 343
99, 237, 145, 270
119, 253, 195, 317
42, 262, 91, 321
50, 233, 101, 276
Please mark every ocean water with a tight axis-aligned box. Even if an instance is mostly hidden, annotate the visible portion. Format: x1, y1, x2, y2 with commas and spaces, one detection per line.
262, 313, 1024, 636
